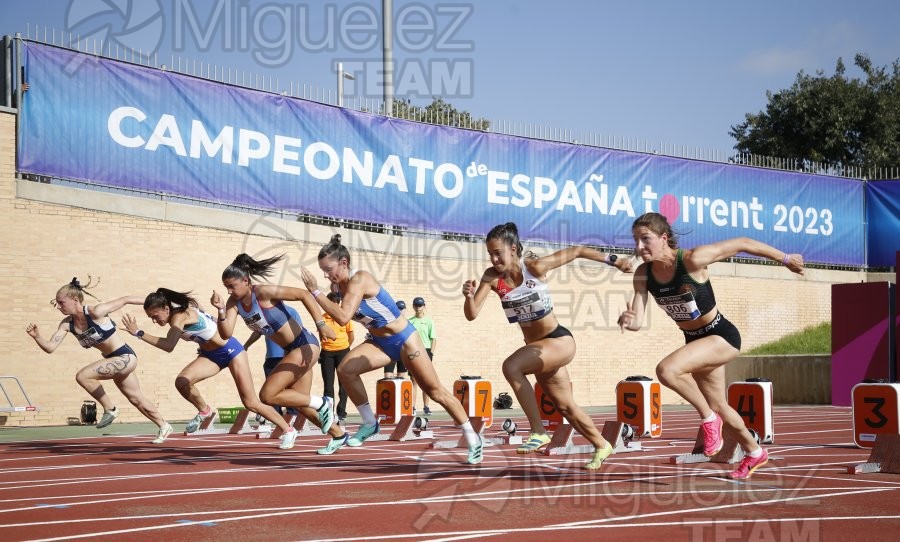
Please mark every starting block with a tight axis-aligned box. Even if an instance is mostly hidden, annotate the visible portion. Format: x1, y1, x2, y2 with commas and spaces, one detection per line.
0, 376, 39, 413
486, 418, 524, 445
544, 420, 641, 456
368, 415, 434, 442
257, 412, 325, 439
847, 434, 900, 474
728, 378, 775, 444
432, 416, 492, 449
670, 425, 747, 464
187, 408, 273, 436
376, 378, 413, 424
852, 382, 900, 448
616, 376, 662, 438
453, 376, 493, 428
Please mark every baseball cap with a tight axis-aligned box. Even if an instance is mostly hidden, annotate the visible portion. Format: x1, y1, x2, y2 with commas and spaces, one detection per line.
413, 297, 425, 307
396, 300, 406, 310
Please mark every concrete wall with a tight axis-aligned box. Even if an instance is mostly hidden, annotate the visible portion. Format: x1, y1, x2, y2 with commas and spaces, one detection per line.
0, 109, 866, 426
726, 355, 831, 404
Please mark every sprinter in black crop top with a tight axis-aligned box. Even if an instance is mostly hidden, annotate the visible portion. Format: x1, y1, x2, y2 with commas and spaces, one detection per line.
617, 213, 805, 480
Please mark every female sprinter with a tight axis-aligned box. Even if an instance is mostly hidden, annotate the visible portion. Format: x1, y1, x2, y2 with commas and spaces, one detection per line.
26, 277, 172, 443
462, 223, 633, 470
121, 288, 296, 449
300, 235, 484, 465
213, 254, 350, 455
617, 212, 804, 479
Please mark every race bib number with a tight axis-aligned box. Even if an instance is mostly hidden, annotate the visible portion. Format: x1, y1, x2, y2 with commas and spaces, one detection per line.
243, 313, 273, 335
656, 292, 701, 321
502, 292, 551, 323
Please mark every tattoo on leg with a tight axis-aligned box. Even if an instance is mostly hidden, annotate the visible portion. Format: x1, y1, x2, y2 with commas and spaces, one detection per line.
95, 356, 131, 376
407, 351, 421, 361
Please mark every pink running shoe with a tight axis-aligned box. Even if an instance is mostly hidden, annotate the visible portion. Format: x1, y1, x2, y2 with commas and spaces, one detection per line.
729, 448, 769, 480
701, 415, 724, 457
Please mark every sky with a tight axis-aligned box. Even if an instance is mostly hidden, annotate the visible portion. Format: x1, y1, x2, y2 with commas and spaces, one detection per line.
2, 0, 899, 154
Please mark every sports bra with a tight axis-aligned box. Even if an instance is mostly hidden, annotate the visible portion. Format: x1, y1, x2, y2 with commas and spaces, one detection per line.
236, 287, 299, 335
180, 308, 218, 344
495, 259, 554, 324
69, 306, 116, 348
646, 249, 717, 322
348, 270, 400, 330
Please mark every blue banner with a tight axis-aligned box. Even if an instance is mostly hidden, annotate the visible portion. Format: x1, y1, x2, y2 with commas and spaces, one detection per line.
866, 181, 900, 267
18, 42, 865, 265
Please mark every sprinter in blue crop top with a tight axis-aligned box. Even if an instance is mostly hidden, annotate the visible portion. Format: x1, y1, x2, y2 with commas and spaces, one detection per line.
462, 222, 633, 470
121, 287, 298, 450
214, 253, 350, 456
617, 212, 805, 480
26, 277, 172, 444
300, 234, 484, 465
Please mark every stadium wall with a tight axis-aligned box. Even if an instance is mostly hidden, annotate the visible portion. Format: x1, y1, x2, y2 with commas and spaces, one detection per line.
0, 110, 867, 426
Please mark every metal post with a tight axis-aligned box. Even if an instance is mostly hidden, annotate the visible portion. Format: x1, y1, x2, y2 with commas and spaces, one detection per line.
2, 35, 10, 108
382, 0, 393, 116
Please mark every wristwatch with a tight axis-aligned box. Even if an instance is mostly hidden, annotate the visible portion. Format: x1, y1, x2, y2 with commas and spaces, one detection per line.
135, 330, 145, 339
606, 254, 618, 265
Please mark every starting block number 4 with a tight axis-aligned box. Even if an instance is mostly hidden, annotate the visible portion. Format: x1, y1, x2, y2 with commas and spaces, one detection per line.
615, 377, 662, 438
852, 382, 900, 448
453, 378, 492, 428
727, 379, 775, 444
376, 378, 413, 424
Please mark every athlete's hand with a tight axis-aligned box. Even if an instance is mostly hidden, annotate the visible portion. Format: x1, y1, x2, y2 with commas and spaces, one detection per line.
121, 313, 140, 335
462, 279, 478, 298
25, 323, 40, 339
615, 257, 634, 274
617, 301, 635, 333
300, 267, 319, 292
783, 254, 805, 276
210, 290, 225, 310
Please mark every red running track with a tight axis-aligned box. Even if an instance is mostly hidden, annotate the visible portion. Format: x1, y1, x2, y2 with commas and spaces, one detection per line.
0, 406, 898, 541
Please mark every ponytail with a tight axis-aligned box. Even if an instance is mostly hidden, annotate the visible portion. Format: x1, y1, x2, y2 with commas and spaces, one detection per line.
143, 288, 197, 314
222, 253, 285, 283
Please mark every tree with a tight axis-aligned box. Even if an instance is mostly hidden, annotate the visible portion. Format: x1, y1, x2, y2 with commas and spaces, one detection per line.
729, 54, 900, 175
387, 97, 491, 131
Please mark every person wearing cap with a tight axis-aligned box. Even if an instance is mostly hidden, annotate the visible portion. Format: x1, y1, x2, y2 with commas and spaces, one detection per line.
408, 297, 436, 415
382, 300, 409, 379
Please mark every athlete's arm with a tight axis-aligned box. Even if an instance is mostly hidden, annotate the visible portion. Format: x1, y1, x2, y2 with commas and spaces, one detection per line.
463, 269, 496, 321
26, 320, 69, 353
618, 264, 650, 332
686, 238, 804, 275
91, 295, 145, 319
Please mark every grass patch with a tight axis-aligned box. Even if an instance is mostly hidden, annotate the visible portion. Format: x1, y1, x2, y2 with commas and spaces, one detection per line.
744, 322, 831, 355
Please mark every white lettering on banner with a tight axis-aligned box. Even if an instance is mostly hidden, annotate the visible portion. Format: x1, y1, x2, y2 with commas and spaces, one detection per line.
237, 129, 270, 166
487, 170, 635, 216
190, 120, 234, 164
104, 107, 833, 236
107, 106, 146, 148
145, 114, 187, 155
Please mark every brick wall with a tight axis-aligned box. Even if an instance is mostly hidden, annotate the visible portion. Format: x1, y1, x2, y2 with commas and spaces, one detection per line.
0, 110, 864, 426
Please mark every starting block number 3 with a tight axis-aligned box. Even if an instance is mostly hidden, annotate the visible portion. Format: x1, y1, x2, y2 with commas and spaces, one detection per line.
852, 382, 900, 448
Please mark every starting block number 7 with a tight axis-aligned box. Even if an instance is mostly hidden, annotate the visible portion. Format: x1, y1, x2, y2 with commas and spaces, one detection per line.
453, 378, 493, 428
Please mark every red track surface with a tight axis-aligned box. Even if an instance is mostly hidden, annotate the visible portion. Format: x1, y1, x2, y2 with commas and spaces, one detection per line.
1, 406, 898, 541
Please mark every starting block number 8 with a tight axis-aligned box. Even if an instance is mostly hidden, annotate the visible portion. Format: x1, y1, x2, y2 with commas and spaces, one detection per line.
376, 378, 413, 424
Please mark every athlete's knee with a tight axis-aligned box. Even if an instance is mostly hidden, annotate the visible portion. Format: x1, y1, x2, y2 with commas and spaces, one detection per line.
174, 375, 192, 395
259, 387, 279, 406
655, 363, 681, 386
336, 361, 358, 381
